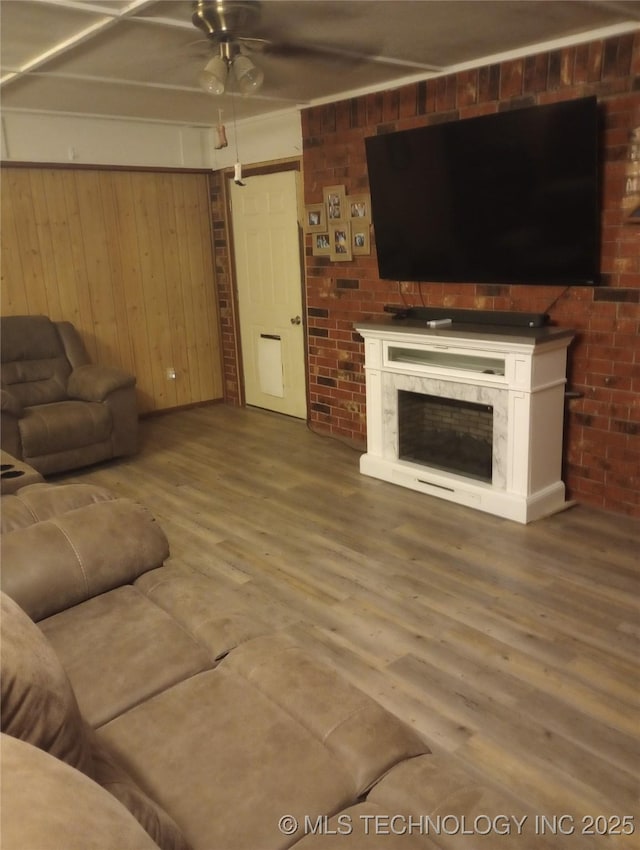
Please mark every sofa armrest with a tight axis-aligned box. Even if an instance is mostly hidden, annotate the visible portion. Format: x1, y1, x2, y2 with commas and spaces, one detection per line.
1, 499, 170, 621
1, 734, 162, 850
67, 364, 135, 404
1, 388, 23, 418
0, 397, 23, 460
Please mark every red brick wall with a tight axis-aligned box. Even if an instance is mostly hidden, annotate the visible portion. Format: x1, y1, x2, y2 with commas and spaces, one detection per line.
301, 33, 640, 517
209, 172, 242, 406
213, 35, 639, 517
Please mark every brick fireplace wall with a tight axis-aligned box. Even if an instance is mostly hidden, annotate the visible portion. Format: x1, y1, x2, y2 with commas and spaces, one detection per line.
212, 33, 639, 517
301, 33, 640, 518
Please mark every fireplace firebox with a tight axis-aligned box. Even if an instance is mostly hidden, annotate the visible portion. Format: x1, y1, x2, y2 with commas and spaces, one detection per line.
398, 391, 493, 483
355, 321, 574, 524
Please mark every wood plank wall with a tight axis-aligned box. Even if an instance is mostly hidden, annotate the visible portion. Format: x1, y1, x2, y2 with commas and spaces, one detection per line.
1, 166, 224, 414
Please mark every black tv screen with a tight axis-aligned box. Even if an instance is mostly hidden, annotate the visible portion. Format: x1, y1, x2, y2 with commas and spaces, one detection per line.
365, 96, 600, 286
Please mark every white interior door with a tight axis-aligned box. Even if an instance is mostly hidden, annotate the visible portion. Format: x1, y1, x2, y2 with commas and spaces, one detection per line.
230, 170, 307, 419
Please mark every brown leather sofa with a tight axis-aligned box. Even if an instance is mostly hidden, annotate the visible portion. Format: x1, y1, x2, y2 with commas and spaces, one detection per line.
0, 315, 137, 475
0, 476, 541, 850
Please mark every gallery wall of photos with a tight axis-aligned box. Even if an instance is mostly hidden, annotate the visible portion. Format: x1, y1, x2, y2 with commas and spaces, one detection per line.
304, 185, 371, 261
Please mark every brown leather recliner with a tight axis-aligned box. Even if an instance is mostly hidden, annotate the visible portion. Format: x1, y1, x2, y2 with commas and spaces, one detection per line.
1, 315, 138, 475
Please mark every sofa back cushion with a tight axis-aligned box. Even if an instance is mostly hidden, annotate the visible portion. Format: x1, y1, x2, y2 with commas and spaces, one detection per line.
1, 481, 116, 533
0, 591, 95, 778
1, 498, 170, 621
1, 315, 71, 407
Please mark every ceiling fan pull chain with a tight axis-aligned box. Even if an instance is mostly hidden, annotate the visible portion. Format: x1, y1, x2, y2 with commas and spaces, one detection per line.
230, 88, 246, 185
214, 109, 228, 149
234, 162, 246, 186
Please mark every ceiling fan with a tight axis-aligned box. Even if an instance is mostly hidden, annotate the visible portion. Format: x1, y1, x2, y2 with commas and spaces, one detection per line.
190, 0, 440, 98
191, 1, 266, 95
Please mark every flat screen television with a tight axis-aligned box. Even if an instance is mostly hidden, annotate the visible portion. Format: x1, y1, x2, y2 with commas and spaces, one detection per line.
365, 96, 600, 286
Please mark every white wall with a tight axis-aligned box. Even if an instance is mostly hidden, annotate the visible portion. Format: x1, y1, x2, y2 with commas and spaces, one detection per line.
209, 109, 303, 171
0, 108, 302, 171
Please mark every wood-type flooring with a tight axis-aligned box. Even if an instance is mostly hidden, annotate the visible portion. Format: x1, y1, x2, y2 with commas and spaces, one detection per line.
58, 404, 639, 848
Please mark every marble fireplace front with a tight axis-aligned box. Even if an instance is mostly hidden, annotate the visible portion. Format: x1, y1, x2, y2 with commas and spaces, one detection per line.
384, 371, 507, 488
356, 321, 574, 524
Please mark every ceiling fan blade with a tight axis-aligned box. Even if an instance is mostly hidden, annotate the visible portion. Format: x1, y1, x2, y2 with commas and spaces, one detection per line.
242, 38, 441, 73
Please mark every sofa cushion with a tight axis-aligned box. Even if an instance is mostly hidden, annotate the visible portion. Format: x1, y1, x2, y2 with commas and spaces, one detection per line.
99, 667, 355, 850
19, 399, 112, 457
222, 633, 429, 794
292, 756, 541, 849
98, 634, 428, 850
1, 481, 115, 533
41, 585, 213, 727
90, 730, 191, 850
1, 315, 71, 407
0, 733, 162, 850
365, 754, 540, 849
135, 568, 275, 661
1, 497, 170, 621
0, 592, 94, 778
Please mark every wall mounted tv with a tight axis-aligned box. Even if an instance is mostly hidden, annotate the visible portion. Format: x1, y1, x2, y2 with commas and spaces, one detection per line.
365, 96, 600, 286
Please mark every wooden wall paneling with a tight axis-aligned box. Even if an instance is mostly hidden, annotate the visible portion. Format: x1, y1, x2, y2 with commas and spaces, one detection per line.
131, 172, 175, 411
151, 172, 180, 410
1, 165, 223, 414
59, 169, 99, 362
40, 169, 82, 328
0, 171, 29, 315
6, 170, 49, 316
109, 172, 155, 412
27, 169, 63, 320
75, 170, 120, 366
156, 172, 190, 407
97, 172, 136, 378
95, 172, 130, 368
172, 174, 201, 404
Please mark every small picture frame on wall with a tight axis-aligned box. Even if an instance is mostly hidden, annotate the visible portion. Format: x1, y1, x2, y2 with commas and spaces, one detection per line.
351, 222, 370, 255
329, 221, 352, 261
349, 193, 371, 222
304, 203, 326, 232
312, 232, 331, 256
324, 184, 346, 223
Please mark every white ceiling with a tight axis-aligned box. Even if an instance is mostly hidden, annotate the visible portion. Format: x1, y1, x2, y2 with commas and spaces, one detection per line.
1, 0, 639, 127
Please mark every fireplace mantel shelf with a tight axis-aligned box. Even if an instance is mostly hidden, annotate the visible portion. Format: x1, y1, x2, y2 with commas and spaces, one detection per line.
355, 319, 574, 347
355, 320, 575, 524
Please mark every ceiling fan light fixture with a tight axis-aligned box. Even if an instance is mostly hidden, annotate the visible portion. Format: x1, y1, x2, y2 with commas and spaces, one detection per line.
232, 53, 264, 95
199, 54, 228, 95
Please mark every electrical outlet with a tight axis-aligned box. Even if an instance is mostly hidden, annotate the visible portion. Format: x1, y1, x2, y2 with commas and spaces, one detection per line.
166, 367, 176, 380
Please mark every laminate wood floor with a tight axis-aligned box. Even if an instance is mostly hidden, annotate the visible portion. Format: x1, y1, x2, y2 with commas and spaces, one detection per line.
58, 404, 639, 847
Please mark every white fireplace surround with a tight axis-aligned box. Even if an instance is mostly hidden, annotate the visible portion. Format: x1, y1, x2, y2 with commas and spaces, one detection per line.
356, 321, 574, 524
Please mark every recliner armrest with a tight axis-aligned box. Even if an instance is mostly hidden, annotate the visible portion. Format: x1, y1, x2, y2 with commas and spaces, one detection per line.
67, 364, 135, 403
1, 499, 170, 621
1, 388, 24, 418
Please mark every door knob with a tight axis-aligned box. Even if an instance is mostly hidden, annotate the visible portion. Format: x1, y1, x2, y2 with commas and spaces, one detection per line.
290, 315, 301, 325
